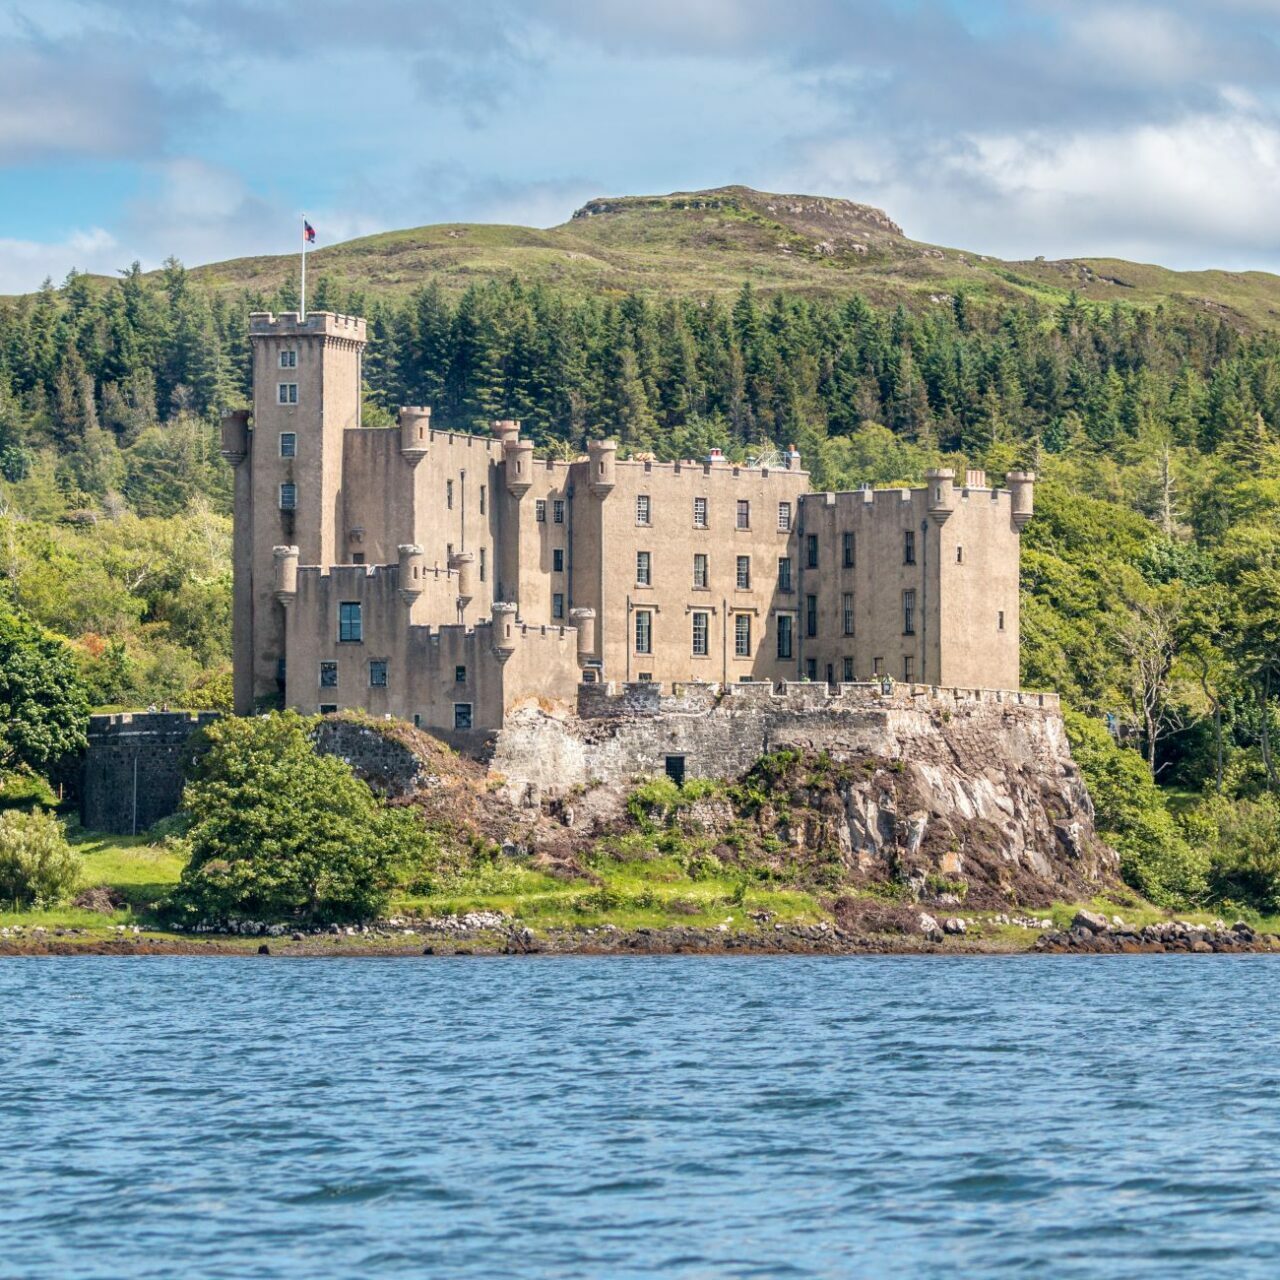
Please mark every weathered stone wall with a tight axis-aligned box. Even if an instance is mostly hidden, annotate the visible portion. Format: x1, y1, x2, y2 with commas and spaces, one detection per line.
81, 712, 221, 834
311, 716, 442, 796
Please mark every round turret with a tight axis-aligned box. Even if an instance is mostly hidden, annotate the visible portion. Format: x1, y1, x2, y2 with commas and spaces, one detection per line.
569, 607, 597, 665
504, 439, 535, 498
450, 551, 475, 609
925, 468, 956, 524
398, 544, 424, 604
587, 439, 618, 498
490, 602, 518, 662
1006, 470, 1036, 530
220, 409, 251, 467
273, 545, 299, 604
398, 406, 431, 462
492, 419, 521, 449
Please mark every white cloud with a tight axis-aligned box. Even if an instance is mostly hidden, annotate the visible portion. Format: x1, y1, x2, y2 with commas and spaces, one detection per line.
0, 229, 120, 293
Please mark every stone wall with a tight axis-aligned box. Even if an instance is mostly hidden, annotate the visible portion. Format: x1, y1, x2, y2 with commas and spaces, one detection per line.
81, 712, 221, 834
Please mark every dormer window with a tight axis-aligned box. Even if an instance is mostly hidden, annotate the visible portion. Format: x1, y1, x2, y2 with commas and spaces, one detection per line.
278, 383, 298, 405
279, 349, 298, 369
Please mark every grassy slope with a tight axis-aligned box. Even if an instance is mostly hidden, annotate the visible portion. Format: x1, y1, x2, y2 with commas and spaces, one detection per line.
171, 185, 1280, 326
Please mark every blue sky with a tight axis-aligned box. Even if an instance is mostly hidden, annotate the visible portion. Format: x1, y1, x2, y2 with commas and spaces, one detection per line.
3, 0, 1280, 291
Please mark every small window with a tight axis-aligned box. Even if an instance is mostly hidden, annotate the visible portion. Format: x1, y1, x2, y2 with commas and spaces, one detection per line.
903, 655, 915, 683
637, 495, 651, 526
319, 703, 338, 714
369, 660, 388, 688
777, 501, 792, 531
842, 656, 854, 682
805, 658, 817, 681
956, 545, 964, 563
353, 553, 365, 565
413, 713, 421, 728
638, 672, 653, 682
842, 592, 854, 636
806, 594, 818, 638
454, 703, 473, 731
279, 432, 296, 458
553, 499, 565, 524
998, 610, 1006, 632
636, 551, 651, 586
279, 349, 297, 369
339, 601, 363, 642
806, 534, 819, 568
736, 555, 751, 590
692, 611, 709, 656
479, 547, 486, 582
277, 383, 298, 405
535, 499, 547, 523
279, 482, 297, 511
904, 530, 916, 565
843, 531, 855, 568
903, 590, 916, 636
693, 496, 708, 528
635, 610, 652, 654
553, 548, 564, 573
446, 479, 454, 510
480, 485, 486, 515
693, 553, 708, 589
873, 656, 884, 676
735, 614, 752, 657
778, 557, 792, 592
736, 499, 750, 530
455, 665, 467, 684
776, 615, 792, 660
553, 593, 565, 620
319, 661, 338, 688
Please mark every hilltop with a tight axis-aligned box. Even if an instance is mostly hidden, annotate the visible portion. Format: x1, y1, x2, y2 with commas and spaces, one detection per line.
177, 184, 1280, 326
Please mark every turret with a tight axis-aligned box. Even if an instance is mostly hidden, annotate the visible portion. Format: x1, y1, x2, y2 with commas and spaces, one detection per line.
492, 419, 521, 449
569, 607, 597, 666
273, 545, 299, 605
491, 602, 518, 662
398, 544, 424, 604
220, 409, 251, 467
925, 468, 956, 524
504, 439, 534, 498
398, 406, 431, 462
450, 551, 475, 613
1006, 470, 1036, 530
587, 439, 617, 498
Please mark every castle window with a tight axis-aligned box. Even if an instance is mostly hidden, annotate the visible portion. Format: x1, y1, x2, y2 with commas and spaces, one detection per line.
902, 590, 916, 635
693, 496, 708, 528
903, 655, 915, 683
369, 660, 388, 688
553, 593, 565, 619
843, 531, 855, 568
778, 556, 792, 592
735, 614, 752, 657
903, 530, 916, 565
635, 610, 652, 654
842, 592, 855, 636
279, 432, 296, 458
736, 555, 751, 590
480, 485, 486, 515
636, 551, 651, 586
775, 615, 792, 660
553, 548, 565, 573
693, 553, 708, 589
319, 703, 337, 715
873, 656, 883, 676
806, 594, 818, 637
805, 658, 817, 681
842, 656, 854, 682
454, 703, 473, 731
736, 499, 750, 530
339, 601, 363, 643
455, 665, 467, 684
956, 545, 964, 563
279, 349, 298, 369
446, 479, 453, 510
319, 662, 338, 688
806, 534, 818, 568
553, 499, 565, 524
777, 501, 792, 531
637, 495, 651, 526
535, 500, 546, 523
998, 610, 1006, 631
278, 482, 296, 511
479, 548, 487, 582
692, 611, 709, 656
277, 383, 298, 405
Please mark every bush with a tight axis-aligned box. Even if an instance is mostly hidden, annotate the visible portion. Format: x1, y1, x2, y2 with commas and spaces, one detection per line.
1192, 794, 1280, 913
169, 712, 433, 925
0, 809, 81, 907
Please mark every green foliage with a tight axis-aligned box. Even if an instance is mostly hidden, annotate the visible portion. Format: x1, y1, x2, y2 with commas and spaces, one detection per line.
0, 809, 81, 907
170, 713, 433, 924
1188, 793, 1280, 913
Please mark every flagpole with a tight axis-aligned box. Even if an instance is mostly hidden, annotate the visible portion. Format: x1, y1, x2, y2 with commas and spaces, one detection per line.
300, 214, 307, 320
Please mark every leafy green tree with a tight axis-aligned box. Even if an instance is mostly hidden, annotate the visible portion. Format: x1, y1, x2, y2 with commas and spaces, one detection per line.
171, 713, 431, 924
0, 809, 81, 907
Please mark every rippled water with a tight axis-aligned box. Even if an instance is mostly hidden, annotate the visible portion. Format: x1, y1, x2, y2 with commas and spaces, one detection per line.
2, 957, 1279, 1278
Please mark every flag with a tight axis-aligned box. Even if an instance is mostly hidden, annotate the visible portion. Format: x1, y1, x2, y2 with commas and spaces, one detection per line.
304, 220, 316, 244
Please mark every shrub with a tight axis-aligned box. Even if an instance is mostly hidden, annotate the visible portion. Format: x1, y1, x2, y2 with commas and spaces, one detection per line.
169, 712, 433, 925
0, 809, 81, 907
1193, 794, 1280, 913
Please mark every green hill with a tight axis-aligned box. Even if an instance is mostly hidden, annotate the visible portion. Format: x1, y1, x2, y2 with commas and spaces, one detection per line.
180, 185, 1280, 326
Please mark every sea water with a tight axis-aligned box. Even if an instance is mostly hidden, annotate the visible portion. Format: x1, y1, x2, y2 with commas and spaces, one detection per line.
1, 955, 1278, 1279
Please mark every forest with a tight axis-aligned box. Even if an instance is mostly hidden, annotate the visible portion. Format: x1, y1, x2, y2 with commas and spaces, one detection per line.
2, 260, 1280, 909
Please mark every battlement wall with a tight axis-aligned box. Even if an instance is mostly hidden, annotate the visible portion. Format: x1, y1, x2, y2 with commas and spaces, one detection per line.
248, 310, 368, 341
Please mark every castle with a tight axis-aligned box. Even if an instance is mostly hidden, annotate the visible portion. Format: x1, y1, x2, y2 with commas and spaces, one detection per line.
220, 310, 1034, 743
